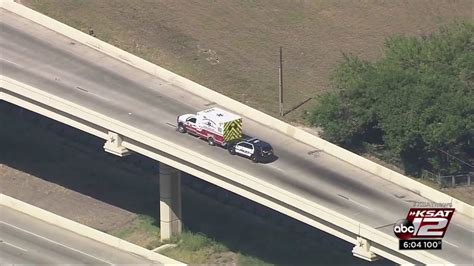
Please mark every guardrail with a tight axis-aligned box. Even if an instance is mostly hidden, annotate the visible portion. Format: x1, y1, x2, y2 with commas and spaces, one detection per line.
422, 170, 473, 188
1, 0, 470, 220
1, 76, 451, 264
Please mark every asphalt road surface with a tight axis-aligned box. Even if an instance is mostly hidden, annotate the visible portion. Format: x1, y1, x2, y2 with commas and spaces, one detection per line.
0, 206, 160, 264
1, 9, 473, 264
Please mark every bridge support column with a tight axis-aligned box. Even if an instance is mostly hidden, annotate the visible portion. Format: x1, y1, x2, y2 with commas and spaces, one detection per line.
103, 131, 130, 156
159, 162, 182, 241
352, 237, 378, 261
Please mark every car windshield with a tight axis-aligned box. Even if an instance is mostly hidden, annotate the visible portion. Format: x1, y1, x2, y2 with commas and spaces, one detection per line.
261, 144, 272, 151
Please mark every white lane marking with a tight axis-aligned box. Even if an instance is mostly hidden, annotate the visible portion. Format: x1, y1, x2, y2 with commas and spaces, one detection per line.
348, 198, 371, 210
267, 164, 287, 174
0, 222, 112, 265
455, 224, 474, 233
87, 91, 112, 103
165, 122, 177, 128
443, 240, 459, 248
0, 240, 28, 252
337, 194, 371, 210
0, 58, 19, 66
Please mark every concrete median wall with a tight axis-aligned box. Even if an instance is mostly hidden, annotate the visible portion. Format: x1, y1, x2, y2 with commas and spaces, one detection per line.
1, 1, 471, 219
1, 77, 452, 265
0, 193, 185, 265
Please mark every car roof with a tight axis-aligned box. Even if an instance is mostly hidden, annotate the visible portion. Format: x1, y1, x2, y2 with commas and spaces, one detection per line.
197, 107, 241, 122
244, 138, 271, 147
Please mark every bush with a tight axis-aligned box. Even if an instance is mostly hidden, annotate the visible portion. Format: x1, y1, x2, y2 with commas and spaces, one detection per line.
308, 22, 474, 176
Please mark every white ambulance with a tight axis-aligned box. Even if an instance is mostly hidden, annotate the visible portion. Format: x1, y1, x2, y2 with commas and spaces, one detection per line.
177, 107, 243, 147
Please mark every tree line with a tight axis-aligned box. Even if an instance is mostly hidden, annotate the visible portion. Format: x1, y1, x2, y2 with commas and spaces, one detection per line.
308, 22, 473, 177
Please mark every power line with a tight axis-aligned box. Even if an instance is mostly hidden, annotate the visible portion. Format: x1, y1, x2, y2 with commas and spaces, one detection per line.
437, 148, 473, 168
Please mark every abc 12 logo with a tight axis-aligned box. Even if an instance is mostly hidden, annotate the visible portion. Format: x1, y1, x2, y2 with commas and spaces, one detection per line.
393, 208, 455, 240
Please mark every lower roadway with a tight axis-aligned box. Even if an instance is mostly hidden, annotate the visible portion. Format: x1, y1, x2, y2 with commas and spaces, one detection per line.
0, 206, 161, 264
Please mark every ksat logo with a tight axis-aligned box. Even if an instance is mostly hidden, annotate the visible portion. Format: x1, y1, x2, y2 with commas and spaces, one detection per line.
393, 208, 455, 240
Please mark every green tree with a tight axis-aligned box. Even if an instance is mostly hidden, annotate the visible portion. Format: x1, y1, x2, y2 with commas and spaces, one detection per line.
308, 22, 474, 176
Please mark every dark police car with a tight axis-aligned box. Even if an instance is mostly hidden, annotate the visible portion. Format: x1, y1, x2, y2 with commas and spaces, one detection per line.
227, 137, 274, 163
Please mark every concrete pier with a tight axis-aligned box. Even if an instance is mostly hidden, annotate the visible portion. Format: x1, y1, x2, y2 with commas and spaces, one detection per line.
352, 236, 378, 261
103, 131, 130, 157
159, 162, 182, 241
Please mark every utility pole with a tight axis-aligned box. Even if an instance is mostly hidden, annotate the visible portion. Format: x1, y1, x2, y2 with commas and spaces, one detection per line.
279, 46, 283, 117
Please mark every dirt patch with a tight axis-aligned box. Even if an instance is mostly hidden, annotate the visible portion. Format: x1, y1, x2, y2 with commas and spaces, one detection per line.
0, 164, 137, 232
0, 105, 153, 234
20, 0, 473, 122
429, 184, 474, 205
209, 251, 238, 265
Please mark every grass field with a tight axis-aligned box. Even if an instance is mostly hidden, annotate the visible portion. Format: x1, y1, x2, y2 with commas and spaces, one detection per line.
21, 0, 473, 122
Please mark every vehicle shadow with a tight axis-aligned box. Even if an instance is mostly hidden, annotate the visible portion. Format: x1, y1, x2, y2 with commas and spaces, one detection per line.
258, 155, 279, 164
182, 131, 280, 164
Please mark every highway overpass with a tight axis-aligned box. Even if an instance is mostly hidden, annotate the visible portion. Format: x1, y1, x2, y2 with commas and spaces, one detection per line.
0, 194, 183, 265
0, 206, 162, 264
1, 2, 473, 265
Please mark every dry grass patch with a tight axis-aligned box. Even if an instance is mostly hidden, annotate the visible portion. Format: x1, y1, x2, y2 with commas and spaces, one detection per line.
22, 0, 473, 122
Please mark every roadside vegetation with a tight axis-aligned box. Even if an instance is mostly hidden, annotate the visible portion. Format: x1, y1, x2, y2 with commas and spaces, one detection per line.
308, 22, 473, 179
